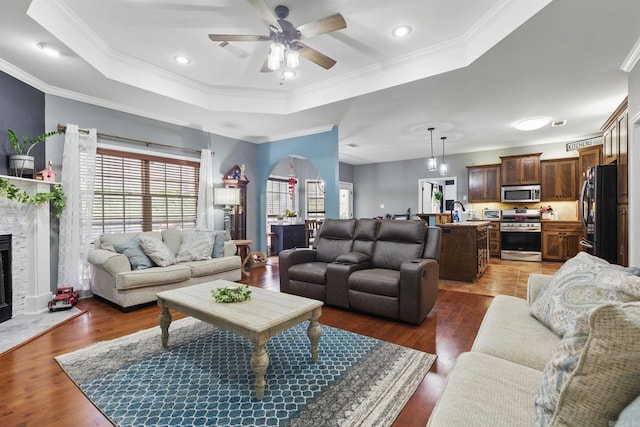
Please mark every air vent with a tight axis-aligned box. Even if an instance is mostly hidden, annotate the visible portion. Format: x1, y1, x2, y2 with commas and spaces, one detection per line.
551, 120, 567, 127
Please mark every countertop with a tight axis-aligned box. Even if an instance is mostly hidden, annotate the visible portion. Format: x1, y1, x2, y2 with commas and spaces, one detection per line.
439, 221, 491, 227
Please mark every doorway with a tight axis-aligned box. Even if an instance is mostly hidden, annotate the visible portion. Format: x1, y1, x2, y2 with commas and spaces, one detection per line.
339, 182, 353, 219
418, 177, 457, 214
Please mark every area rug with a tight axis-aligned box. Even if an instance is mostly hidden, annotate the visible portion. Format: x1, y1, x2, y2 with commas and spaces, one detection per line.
55, 317, 435, 426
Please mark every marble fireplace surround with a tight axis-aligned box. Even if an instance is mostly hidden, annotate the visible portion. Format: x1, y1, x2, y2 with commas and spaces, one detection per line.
0, 175, 54, 315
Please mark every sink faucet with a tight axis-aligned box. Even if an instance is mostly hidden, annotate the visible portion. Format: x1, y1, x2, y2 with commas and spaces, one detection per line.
450, 201, 466, 222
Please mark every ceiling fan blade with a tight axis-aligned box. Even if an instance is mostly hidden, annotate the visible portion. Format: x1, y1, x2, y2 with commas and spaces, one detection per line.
245, 0, 281, 30
297, 13, 346, 39
260, 54, 273, 73
209, 34, 271, 42
292, 41, 337, 70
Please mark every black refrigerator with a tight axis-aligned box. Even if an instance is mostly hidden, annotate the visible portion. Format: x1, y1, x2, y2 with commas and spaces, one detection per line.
579, 164, 617, 263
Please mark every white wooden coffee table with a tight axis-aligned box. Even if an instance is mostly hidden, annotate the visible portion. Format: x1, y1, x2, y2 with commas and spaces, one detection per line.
156, 280, 323, 400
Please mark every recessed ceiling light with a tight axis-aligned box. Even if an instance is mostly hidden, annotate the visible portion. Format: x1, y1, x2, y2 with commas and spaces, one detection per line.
391, 25, 412, 38
36, 42, 60, 57
282, 69, 296, 79
514, 117, 551, 131
173, 55, 191, 65
551, 120, 567, 127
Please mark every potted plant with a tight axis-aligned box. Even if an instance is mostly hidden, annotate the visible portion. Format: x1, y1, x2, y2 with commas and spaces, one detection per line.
6, 129, 60, 178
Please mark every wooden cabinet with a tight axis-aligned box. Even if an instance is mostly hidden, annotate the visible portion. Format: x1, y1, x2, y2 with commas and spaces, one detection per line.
439, 222, 490, 282
617, 109, 628, 203
578, 145, 602, 182
540, 158, 578, 201
467, 164, 501, 203
542, 222, 582, 261
617, 204, 628, 266
222, 164, 249, 240
271, 224, 306, 254
500, 154, 541, 185
488, 221, 501, 257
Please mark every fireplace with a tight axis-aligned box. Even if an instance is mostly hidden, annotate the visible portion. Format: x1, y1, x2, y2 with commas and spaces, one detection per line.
0, 234, 11, 323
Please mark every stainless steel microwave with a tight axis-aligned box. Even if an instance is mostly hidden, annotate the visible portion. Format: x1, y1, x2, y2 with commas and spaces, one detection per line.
501, 185, 541, 203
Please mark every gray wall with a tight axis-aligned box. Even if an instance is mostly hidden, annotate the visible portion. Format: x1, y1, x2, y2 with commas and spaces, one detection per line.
0, 71, 46, 175
352, 140, 575, 218
339, 162, 354, 183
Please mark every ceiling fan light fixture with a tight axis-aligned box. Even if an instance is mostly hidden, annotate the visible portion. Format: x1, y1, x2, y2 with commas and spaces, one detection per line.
268, 42, 285, 70
286, 49, 300, 68
282, 69, 296, 79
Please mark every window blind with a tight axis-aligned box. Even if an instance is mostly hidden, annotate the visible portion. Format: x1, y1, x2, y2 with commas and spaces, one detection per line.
92, 148, 199, 238
266, 177, 295, 218
306, 180, 325, 220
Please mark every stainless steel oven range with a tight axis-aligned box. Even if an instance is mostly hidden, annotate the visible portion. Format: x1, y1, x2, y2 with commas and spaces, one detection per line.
500, 208, 541, 262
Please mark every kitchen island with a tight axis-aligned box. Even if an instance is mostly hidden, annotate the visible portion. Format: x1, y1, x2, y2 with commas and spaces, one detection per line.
439, 221, 490, 282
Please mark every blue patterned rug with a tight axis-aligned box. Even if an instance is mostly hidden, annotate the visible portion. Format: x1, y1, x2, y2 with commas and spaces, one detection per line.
55, 317, 435, 426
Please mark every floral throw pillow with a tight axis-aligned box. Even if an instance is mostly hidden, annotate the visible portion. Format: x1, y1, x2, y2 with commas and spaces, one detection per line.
530, 251, 640, 336
534, 302, 640, 426
176, 231, 214, 262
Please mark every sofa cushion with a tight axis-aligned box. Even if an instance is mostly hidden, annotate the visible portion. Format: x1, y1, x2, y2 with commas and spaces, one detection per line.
212, 230, 227, 258
371, 220, 425, 270
349, 268, 400, 297
534, 302, 640, 426
183, 256, 241, 278
99, 231, 162, 252
138, 235, 176, 267
352, 218, 379, 256
161, 228, 183, 256
315, 219, 357, 263
289, 262, 328, 285
618, 395, 640, 423
428, 352, 541, 427
176, 231, 214, 262
112, 237, 155, 270
530, 251, 640, 336
115, 264, 192, 290
471, 295, 560, 371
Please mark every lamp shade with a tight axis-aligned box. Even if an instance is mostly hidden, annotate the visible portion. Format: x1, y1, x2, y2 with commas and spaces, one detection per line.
214, 187, 240, 206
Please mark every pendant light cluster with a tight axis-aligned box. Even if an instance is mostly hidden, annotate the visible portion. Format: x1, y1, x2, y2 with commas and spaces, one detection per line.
426, 127, 448, 176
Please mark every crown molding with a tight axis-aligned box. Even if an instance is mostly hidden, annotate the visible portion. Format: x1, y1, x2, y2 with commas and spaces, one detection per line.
621, 36, 640, 72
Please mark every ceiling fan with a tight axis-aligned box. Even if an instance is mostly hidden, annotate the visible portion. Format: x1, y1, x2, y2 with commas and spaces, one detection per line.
208, 0, 346, 72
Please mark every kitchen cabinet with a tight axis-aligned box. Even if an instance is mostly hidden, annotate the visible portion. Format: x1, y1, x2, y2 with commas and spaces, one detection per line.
488, 221, 501, 257
542, 221, 581, 261
578, 145, 602, 182
617, 204, 628, 267
540, 158, 578, 201
616, 108, 628, 203
500, 153, 541, 185
439, 221, 490, 282
270, 224, 306, 254
467, 164, 500, 203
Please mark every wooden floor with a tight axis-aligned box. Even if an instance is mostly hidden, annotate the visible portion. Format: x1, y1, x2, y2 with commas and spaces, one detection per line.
0, 259, 561, 426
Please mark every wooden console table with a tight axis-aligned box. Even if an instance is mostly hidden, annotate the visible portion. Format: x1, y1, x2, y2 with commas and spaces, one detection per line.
232, 239, 253, 277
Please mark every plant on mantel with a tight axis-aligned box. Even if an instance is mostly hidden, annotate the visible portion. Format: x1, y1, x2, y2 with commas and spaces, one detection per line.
0, 177, 66, 218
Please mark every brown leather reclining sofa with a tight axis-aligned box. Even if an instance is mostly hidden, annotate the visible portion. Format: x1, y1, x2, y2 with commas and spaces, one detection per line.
278, 218, 442, 325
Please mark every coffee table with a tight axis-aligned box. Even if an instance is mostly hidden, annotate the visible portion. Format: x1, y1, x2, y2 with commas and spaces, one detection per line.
156, 280, 323, 400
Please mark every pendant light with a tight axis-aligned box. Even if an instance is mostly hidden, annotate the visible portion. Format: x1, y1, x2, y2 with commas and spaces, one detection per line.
439, 136, 448, 176
426, 127, 437, 171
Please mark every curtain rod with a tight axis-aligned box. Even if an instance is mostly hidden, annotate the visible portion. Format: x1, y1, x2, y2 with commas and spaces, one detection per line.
56, 124, 213, 156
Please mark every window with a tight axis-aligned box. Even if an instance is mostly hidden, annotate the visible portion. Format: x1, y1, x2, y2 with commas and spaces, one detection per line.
92, 148, 199, 238
306, 179, 325, 220
266, 177, 296, 220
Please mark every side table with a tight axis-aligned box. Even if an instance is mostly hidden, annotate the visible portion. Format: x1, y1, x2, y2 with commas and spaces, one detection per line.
232, 239, 253, 277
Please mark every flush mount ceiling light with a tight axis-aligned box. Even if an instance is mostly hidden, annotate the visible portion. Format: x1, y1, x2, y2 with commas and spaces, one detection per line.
514, 117, 551, 131
173, 55, 191, 65
392, 25, 412, 38
281, 69, 296, 79
36, 42, 60, 57
426, 127, 437, 171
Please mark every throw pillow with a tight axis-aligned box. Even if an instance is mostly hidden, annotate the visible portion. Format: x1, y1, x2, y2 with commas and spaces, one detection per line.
112, 237, 155, 270
212, 230, 227, 258
139, 235, 176, 267
530, 251, 640, 336
534, 302, 640, 426
176, 231, 214, 262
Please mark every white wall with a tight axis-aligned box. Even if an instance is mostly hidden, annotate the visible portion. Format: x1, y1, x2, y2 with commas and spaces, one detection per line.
627, 54, 640, 267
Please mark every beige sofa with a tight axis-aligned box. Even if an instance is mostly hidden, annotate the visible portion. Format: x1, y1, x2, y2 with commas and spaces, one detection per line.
429, 252, 640, 426
88, 229, 242, 310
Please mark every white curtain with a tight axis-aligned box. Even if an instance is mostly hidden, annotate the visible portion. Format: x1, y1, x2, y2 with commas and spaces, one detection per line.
196, 149, 215, 230
57, 124, 97, 291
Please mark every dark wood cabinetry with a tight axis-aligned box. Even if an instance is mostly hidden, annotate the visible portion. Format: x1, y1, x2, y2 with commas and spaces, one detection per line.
542, 222, 581, 261
540, 158, 578, 201
222, 164, 249, 240
617, 204, 628, 267
616, 108, 628, 203
577, 145, 602, 182
500, 153, 541, 185
467, 164, 500, 203
488, 222, 500, 257
439, 222, 490, 282
270, 224, 306, 254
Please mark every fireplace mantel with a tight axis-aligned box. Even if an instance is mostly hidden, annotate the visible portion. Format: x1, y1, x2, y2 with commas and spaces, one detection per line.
0, 175, 57, 314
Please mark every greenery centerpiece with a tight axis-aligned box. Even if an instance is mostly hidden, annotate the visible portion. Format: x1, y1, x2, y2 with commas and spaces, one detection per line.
210, 285, 251, 303
6, 129, 60, 177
